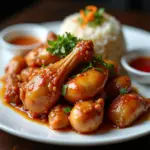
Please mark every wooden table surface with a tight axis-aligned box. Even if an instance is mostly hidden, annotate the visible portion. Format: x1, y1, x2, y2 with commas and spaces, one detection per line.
0, 0, 150, 150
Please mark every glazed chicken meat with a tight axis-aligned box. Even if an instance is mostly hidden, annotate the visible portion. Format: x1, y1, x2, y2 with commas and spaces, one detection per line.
21, 40, 94, 117
2, 32, 150, 134
108, 93, 150, 127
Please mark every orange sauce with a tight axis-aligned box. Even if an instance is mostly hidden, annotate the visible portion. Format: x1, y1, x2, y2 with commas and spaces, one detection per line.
0, 84, 48, 126
5, 102, 48, 126
9, 36, 41, 46
130, 57, 150, 73
98, 119, 115, 133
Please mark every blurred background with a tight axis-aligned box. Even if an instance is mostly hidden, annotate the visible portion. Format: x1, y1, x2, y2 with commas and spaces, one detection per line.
0, 0, 150, 21
0, 0, 150, 30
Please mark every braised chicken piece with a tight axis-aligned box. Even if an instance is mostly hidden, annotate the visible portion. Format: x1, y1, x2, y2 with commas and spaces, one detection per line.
25, 44, 59, 67
48, 105, 71, 129
4, 74, 21, 105
20, 67, 39, 82
5, 56, 26, 74
64, 67, 108, 103
105, 76, 131, 101
70, 98, 104, 133
20, 40, 94, 117
108, 93, 150, 128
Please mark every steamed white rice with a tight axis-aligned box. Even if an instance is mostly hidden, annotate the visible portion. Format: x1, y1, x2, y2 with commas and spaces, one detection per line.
59, 13, 126, 66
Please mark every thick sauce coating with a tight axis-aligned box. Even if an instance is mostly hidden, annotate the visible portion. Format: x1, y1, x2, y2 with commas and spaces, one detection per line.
108, 93, 150, 127
65, 68, 108, 103
70, 99, 104, 133
48, 105, 71, 129
4, 74, 21, 104
20, 67, 39, 82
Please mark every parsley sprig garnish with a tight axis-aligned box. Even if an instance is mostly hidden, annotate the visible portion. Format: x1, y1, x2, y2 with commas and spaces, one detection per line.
120, 88, 128, 95
80, 61, 103, 74
62, 84, 68, 96
81, 55, 115, 74
71, 55, 115, 78
41, 64, 46, 68
80, 62, 93, 73
94, 55, 116, 76
63, 107, 71, 113
47, 32, 80, 58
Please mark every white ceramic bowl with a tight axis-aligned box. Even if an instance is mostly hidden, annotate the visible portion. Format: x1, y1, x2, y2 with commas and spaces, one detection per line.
121, 49, 150, 84
0, 23, 49, 56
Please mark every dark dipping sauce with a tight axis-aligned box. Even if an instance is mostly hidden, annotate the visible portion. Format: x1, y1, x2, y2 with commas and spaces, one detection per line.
130, 57, 150, 73
9, 36, 41, 46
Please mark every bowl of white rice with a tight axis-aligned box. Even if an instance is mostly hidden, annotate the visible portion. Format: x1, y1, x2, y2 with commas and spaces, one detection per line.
59, 6, 126, 71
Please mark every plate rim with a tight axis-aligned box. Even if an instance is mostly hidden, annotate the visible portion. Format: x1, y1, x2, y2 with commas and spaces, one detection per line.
0, 120, 150, 146
0, 21, 150, 146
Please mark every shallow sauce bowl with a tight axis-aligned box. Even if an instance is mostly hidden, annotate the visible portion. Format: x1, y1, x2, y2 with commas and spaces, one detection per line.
121, 49, 150, 84
0, 23, 48, 56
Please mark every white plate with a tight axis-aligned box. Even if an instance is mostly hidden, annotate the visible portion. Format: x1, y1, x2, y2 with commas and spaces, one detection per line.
0, 21, 150, 146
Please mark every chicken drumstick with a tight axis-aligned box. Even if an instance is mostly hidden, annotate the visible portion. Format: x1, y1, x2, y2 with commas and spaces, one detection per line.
20, 40, 94, 117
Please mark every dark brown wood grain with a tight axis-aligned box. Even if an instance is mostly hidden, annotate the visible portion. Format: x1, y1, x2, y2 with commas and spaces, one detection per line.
0, 129, 149, 150
0, 0, 150, 149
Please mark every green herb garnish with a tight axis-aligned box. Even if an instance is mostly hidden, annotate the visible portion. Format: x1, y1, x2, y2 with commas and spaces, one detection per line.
47, 32, 80, 58
63, 107, 71, 113
70, 62, 94, 79
95, 67, 103, 72
70, 55, 115, 79
81, 62, 93, 73
70, 58, 104, 78
62, 84, 68, 96
120, 88, 128, 95
94, 55, 116, 76
94, 56, 114, 69
80, 60, 104, 73
41, 64, 45, 68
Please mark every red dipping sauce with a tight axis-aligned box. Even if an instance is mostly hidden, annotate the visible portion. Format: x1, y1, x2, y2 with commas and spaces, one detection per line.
9, 36, 41, 46
130, 57, 150, 73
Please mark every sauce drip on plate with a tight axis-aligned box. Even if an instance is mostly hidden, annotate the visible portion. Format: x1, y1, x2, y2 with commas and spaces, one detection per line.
9, 36, 41, 46
130, 57, 150, 73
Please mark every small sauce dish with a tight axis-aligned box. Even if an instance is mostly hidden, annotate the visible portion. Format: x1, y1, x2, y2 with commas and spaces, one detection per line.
121, 49, 150, 84
0, 23, 49, 56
